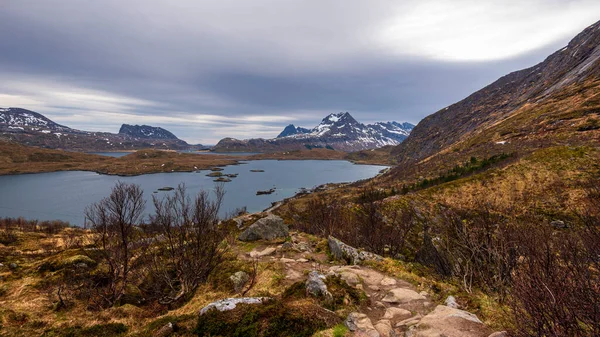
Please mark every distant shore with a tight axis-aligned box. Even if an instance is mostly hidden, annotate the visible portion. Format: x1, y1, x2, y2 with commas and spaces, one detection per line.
0, 142, 392, 176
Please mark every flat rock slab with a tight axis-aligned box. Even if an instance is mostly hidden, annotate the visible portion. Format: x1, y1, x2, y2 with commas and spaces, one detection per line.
412, 305, 490, 337
383, 307, 412, 321
199, 297, 270, 315
249, 247, 276, 258
330, 266, 385, 287
382, 288, 426, 304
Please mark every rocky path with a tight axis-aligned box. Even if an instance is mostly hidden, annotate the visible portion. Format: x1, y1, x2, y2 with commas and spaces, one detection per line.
242, 231, 505, 337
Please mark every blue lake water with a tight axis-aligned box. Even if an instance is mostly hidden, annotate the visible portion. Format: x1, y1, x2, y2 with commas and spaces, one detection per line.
88, 152, 134, 158
0, 160, 386, 226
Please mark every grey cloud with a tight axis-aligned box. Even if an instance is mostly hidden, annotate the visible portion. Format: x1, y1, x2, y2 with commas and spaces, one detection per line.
0, 1, 598, 143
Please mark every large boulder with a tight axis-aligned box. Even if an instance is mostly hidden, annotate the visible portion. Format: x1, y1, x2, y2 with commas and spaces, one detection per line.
328, 236, 383, 265
238, 214, 288, 241
306, 271, 332, 298
199, 297, 270, 315
412, 305, 490, 337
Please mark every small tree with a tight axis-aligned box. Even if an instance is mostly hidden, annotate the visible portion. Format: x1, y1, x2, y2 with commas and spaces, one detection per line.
85, 182, 145, 307
148, 183, 227, 305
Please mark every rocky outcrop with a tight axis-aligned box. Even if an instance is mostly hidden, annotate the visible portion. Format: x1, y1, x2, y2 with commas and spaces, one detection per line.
238, 214, 289, 241
327, 236, 382, 265
306, 271, 331, 298
199, 297, 270, 315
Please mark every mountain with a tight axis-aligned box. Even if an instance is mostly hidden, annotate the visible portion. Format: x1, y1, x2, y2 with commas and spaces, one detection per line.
214, 112, 414, 152
389, 19, 600, 175
0, 107, 70, 131
276, 124, 311, 138
0, 107, 196, 151
119, 124, 178, 140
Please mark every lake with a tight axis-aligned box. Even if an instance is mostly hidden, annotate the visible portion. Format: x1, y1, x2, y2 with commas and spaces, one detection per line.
0, 160, 386, 226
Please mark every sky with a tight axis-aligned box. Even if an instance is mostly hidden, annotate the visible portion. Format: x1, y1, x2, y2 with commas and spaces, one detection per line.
1, 1, 599, 144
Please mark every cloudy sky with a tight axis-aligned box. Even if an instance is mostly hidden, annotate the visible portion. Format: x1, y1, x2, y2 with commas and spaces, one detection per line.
1, 1, 599, 144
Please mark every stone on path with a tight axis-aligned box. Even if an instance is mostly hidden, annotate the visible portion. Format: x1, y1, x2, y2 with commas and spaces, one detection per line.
382, 288, 426, 304
412, 305, 490, 337
383, 307, 412, 321
345, 312, 380, 337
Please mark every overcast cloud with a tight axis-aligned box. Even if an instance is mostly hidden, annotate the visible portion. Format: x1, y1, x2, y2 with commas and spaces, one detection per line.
1, 0, 599, 144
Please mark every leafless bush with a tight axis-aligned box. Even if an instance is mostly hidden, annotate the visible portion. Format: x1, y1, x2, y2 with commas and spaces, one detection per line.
146, 184, 227, 306
435, 203, 518, 295
509, 180, 600, 336
85, 181, 146, 307
291, 192, 419, 259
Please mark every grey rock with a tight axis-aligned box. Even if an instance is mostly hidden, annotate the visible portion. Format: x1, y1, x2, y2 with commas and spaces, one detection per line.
230, 271, 249, 293
328, 236, 383, 265
445, 295, 458, 308
281, 242, 293, 250
306, 271, 331, 298
238, 214, 288, 241
8, 263, 17, 269
199, 297, 270, 315
551, 220, 568, 229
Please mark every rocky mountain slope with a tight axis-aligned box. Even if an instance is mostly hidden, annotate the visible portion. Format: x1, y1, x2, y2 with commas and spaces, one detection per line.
118, 124, 179, 140
277, 124, 311, 138
0, 107, 195, 151
214, 112, 414, 152
390, 20, 600, 173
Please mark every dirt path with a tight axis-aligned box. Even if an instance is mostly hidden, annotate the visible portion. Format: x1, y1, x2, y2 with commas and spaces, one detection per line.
241, 232, 501, 337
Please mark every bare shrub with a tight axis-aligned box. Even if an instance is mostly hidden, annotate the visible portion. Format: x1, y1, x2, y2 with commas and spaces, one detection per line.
509, 180, 600, 336
146, 184, 227, 305
85, 181, 146, 307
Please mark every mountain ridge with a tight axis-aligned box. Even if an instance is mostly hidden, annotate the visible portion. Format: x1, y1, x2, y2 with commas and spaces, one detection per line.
0, 107, 195, 151
389, 19, 600, 171
214, 112, 414, 152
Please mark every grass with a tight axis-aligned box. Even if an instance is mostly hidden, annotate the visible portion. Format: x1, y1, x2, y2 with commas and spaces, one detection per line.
332, 324, 348, 337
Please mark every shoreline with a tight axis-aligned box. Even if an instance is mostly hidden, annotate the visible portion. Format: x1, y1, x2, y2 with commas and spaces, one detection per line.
1, 147, 391, 177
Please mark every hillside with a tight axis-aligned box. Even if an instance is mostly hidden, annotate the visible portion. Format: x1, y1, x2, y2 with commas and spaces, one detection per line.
213, 112, 414, 152
390, 20, 600, 176
0, 108, 195, 152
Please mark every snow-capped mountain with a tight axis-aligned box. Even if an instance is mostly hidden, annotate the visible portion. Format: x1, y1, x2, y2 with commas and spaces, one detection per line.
0, 107, 196, 151
0, 107, 70, 131
119, 124, 178, 140
214, 112, 414, 152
